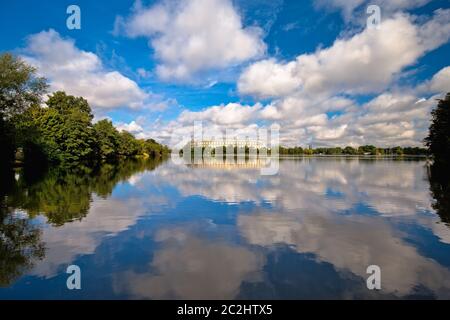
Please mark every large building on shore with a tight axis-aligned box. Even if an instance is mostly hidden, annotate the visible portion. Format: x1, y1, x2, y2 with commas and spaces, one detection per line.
189, 138, 267, 149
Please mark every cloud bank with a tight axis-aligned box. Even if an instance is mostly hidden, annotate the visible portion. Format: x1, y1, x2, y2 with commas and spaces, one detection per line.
23, 30, 150, 110
116, 0, 266, 81
146, 10, 450, 148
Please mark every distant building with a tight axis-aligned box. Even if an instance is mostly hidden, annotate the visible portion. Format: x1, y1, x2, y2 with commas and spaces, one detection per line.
189, 137, 266, 149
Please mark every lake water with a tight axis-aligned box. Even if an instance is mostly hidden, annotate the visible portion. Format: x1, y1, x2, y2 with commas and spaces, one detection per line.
1, 157, 450, 299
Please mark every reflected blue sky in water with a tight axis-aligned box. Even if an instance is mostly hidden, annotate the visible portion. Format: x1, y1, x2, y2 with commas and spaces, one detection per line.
1, 158, 450, 299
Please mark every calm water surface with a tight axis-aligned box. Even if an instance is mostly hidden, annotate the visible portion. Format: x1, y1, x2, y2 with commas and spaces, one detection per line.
1, 157, 450, 299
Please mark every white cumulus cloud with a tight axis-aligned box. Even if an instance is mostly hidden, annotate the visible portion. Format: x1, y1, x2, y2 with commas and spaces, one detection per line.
238, 11, 450, 98
429, 66, 450, 93
116, 121, 144, 134
116, 0, 266, 81
23, 29, 150, 110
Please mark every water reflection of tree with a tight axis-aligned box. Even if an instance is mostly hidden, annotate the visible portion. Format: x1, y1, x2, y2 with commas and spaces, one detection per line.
0, 158, 166, 285
0, 171, 45, 286
12, 158, 166, 226
428, 164, 450, 224
0, 209, 45, 286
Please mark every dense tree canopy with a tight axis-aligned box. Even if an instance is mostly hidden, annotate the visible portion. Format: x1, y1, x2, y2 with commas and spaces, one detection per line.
278, 145, 427, 156
29, 92, 97, 163
0, 53, 48, 168
94, 119, 121, 160
425, 94, 450, 222
0, 210, 45, 286
0, 158, 164, 284
0, 53, 170, 168
425, 93, 450, 166
46, 91, 93, 119
118, 131, 141, 157
0, 53, 47, 120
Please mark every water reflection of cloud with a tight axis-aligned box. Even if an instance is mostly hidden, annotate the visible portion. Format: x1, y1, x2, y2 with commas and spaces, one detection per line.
149, 158, 450, 297
114, 228, 265, 299
238, 211, 450, 297
31, 190, 172, 278
158, 159, 435, 218
25, 158, 450, 298
151, 159, 449, 248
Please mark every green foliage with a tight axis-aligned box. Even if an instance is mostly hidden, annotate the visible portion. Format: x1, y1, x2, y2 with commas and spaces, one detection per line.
402, 147, 428, 155
183, 144, 428, 157
32, 91, 97, 163
31, 107, 65, 162
425, 93, 450, 166
143, 138, 171, 157
93, 119, 121, 160
277, 145, 427, 156
279, 146, 304, 155
93, 120, 170, 160
358, 145, 377, 155
46, 91, 93, 119
428, 164, 450, 223
314, 147, 343, 155
0, 117, 16, 168
343, 146, 357, 155
392, 146, 403, 155
0, 158, 165, 284
0, 53, 48, 120
0, 212, 45, 286
0, 53, 48, 167
0, 53, 170, 167
5, 158, 165, 226
27, 96, 96, 163
118, 131, 141, 157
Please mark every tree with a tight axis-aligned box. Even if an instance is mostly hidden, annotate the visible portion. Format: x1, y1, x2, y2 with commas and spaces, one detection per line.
358, 145, 377, 155
118, 131, 141, 157
0, 53, 47, 120
0, 53, 47, 167
62, 108, 96, 162
392, 146, 403, 156
46, 91, 92, 119
425, 93, 450, 166
94, 119, 121, 160
428, 164, 450, 223
142, 138, 169, 157
0, 54, 170, 166
343, 146, 357, 155
0, 118, 15, 168
30, 92, 96, 163
0, 210, 45, 286
27, 106, 64, 163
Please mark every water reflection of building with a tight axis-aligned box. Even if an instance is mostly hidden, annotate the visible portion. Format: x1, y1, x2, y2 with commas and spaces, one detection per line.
189, 138, 266, 149
187, 157, 267, 169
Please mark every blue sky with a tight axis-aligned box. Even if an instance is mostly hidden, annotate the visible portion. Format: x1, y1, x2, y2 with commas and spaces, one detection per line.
1, 0, 449, 147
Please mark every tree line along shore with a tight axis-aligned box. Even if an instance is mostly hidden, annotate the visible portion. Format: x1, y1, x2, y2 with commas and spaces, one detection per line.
181, 145, 427, 157
0, 53, 169, 170
1, 52, 449, 169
